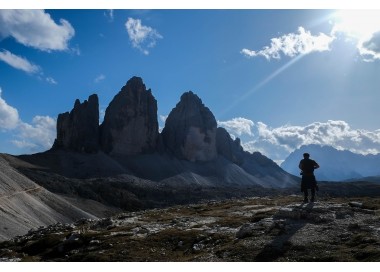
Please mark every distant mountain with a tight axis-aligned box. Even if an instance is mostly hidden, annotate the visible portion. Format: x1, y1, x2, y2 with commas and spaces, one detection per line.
281, 144, 380, 181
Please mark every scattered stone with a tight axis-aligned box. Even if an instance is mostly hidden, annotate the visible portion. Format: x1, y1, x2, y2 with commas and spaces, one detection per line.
1, 196, 380, 261
89, 240, 101, 245
90, 218, 115, 230
192, 243, 204, 252
278, 207, 301, 220
349, 202, 363, 208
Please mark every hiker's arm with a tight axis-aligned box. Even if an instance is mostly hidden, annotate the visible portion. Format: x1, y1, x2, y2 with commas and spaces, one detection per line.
314, 162, 320, 169
299, 162, 303, 170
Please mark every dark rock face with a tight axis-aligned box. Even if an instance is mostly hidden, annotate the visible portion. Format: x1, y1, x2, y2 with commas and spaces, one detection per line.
216, 127, 244, 165
100, 77, 159, 155
161, 91, 217, 161
53, 94, 99, 153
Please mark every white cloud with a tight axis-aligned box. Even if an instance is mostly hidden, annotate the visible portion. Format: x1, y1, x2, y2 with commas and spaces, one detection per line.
46, 77, 57, 84
219, 117, 380, 161
99, 108, 106, 124
158, 115, 168, 133
14, 115, 56, 151
218, 117, 254, 137
243, 11, 380, 62
70, 44, 81, 56
0, 87, 56, 153
331, 10, 380, 62
105, 9, 114, 22
0, 10, 75, 52
0, 49, 40, 74
159, 115, 168, 123
125, 17, 163, 55
241, 27, 334, 60
0, 88, 20, 130
94, 74, 106, 83
357, 31, 380, 61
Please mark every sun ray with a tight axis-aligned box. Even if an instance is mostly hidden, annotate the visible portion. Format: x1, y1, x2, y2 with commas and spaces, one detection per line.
221, 53, 306, 117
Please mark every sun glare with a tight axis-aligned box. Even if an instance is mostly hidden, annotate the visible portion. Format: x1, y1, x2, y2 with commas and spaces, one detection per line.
332, 10, 380, 41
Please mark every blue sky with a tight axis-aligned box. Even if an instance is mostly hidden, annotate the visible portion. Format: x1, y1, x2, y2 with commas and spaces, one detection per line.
1, 9, 380, 163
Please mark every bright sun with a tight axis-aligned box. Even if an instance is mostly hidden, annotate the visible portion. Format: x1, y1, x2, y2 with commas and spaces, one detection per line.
332, 10, 380, 41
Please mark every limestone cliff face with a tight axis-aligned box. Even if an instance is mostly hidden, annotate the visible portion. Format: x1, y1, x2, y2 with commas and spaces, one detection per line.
100, 77, 159, 155
216, 127, 244, 165
53, 94, 99, 153
161, 91, 217, 162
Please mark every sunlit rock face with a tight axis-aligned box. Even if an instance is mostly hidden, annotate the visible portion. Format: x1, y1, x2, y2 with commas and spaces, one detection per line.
161, 91, 217, 162
100, 76, 159, 156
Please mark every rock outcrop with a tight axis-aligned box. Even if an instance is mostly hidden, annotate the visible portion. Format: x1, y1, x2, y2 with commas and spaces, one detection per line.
216, 127, 244, 165
2, 195, 380, 261
100, 77, 159, 155
53, 94, 99, 153
161, 91, 217, 162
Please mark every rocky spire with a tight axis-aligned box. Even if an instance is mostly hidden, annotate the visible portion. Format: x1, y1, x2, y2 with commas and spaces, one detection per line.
53, 94, 99, 153
216, 127, 244, 165
100, 76, 159, 155
161, 91, 217, 161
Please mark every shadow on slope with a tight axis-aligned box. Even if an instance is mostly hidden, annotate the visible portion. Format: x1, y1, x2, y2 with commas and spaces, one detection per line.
16, 150, 298, 189
0, 155, 98, 241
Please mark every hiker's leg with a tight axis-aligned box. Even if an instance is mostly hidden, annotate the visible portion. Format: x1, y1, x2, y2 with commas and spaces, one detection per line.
303, 189, 309, 203
310, 188, 316, 202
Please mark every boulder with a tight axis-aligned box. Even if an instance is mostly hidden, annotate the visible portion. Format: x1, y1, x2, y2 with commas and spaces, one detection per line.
53, 94, 99, 153
100, 77, 159, 155
161, 91, 217, 162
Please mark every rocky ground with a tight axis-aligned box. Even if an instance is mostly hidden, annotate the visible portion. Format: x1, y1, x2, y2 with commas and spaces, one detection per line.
1, 195, 379, 262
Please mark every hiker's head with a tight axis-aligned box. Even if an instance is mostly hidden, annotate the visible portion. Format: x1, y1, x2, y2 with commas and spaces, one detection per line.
303, 153, 310, 159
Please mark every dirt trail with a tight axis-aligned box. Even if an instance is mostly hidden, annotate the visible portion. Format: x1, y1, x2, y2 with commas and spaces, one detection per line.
0, 186, 43, 200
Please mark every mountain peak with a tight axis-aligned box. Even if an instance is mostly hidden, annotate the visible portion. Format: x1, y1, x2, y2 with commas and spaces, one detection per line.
281, 144, 380, 181
100, 77, 158, 155
53, 94, 99, 153
161, 90, 217, 161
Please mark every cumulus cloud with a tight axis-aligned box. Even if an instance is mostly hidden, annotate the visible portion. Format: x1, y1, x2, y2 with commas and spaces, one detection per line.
0, 9, 75, 52
94, 74, 106, 83
219, 117, 380, 162
360, 31, 380, 61
14, 115, 56, 151
0, 88, 19, 130
0, 49, 40, 74
0, 87, 56, 153
218, 117, 254, 137
125, 17, 163, 55
241, 27, 334, 60
330, 10, 380, 62
243, 11, 380, 62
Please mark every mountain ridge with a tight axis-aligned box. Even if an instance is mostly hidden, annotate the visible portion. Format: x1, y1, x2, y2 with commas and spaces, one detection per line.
33, 76, 298, 189
281, 144, 380, 181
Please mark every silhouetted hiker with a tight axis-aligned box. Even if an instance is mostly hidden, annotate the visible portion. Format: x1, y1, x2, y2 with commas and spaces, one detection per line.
299, 153, 319, 203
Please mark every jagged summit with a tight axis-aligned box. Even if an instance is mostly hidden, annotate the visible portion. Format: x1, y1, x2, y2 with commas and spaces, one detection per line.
100, 76, 159, 155
162, 91, 218, 161
53, 94, 99, 153
47, 76, 297, 188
